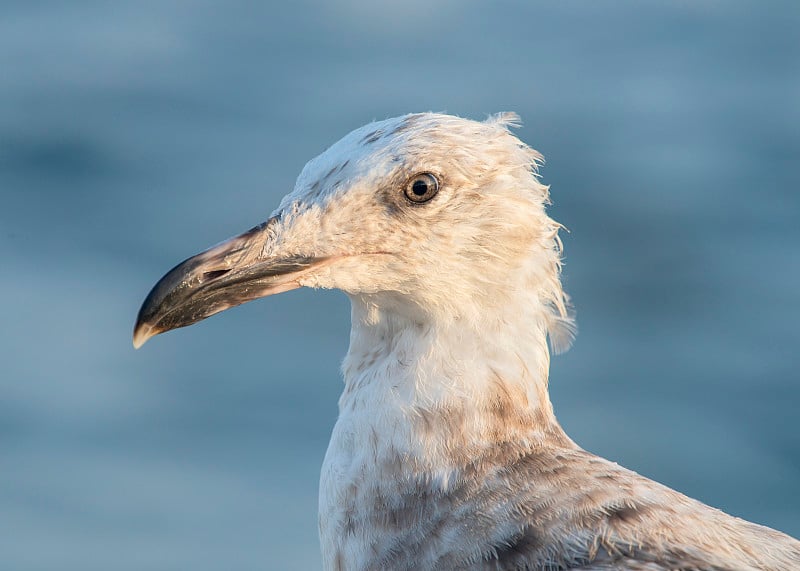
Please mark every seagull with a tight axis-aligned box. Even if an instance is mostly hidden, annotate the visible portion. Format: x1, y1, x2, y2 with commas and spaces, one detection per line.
134, 113, 800, 570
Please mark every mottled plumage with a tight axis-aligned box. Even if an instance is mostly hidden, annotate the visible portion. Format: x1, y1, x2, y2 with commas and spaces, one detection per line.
134, 113, 800, 570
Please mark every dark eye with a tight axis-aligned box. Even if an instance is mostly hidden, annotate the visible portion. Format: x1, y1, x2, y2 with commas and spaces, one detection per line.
404, 172, 439, 204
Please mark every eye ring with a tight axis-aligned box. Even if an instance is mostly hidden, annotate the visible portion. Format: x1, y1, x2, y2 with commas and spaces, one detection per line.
403, 172, 440, 204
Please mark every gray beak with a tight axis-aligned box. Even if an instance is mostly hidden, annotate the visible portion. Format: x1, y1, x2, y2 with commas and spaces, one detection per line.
133, 217, 328, 348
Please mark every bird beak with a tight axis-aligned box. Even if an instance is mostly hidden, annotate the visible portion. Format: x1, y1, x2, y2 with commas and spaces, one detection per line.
133, 216, 329, 348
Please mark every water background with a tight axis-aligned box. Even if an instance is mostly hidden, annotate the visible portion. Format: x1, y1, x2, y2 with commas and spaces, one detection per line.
1, 2, 798, 569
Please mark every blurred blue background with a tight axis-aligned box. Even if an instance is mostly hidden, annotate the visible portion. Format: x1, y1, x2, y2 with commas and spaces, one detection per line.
1, 1, 798, 569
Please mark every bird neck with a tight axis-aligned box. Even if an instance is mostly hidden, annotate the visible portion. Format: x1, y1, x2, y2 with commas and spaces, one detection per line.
319, 293, 574, 567
339, 294, 571, 461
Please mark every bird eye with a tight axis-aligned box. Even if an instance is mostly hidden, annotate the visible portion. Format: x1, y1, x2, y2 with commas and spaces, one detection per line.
404, 173, 439, 204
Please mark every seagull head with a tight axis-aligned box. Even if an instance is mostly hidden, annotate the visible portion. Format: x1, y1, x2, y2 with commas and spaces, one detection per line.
134, 113, 573, 349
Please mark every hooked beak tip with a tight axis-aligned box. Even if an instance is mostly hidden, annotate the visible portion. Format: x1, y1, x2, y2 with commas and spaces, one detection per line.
132, 322, 157, 349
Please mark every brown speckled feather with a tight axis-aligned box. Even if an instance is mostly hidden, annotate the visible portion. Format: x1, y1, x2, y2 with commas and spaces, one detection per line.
337, 424, 799, 571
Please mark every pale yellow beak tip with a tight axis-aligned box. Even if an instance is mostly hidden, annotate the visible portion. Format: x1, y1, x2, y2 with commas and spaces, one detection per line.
132, 323, 156, 349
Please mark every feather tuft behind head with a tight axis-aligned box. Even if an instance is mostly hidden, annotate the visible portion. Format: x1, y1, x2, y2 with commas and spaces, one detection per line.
484, 111, 523, 129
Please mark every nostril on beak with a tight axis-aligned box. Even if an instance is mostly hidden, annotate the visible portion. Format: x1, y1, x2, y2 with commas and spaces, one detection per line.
201, 269, 231, 282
